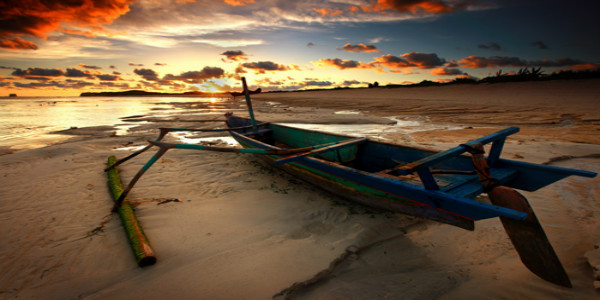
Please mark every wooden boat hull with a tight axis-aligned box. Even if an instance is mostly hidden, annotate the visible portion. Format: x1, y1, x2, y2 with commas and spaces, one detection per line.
226, 115, 595, 230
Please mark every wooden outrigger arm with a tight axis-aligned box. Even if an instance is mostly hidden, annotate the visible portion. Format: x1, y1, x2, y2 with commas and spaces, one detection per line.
110, 138, 365, 211
104, 123, 271, 172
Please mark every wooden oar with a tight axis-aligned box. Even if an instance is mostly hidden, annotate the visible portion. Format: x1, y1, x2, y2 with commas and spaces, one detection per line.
468, 143, 572, 288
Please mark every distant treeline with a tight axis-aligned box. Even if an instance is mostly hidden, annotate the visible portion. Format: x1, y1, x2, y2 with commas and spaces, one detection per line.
384, 67, 600, 88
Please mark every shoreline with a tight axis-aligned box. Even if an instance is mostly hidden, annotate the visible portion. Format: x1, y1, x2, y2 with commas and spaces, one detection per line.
1, 79, 599, 299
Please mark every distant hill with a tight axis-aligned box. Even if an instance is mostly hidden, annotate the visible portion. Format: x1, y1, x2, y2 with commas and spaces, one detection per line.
80, 90, 229, 97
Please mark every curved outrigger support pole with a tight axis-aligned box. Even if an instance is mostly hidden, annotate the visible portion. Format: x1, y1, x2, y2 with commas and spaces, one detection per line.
104, 123, 270, 172
111, 141, 171, 212
110, 139, 348, 212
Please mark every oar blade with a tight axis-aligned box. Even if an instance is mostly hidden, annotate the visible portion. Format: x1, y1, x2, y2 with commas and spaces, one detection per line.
489, 186, 572, 288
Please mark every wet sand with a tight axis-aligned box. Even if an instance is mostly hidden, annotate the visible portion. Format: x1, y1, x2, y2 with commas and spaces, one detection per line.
0, 79, 599, 299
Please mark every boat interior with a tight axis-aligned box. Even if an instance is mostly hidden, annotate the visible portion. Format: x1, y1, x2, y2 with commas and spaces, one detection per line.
226, 116, 501, 198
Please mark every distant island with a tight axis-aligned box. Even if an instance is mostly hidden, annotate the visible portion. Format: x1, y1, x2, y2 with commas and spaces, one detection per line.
80, 90, 229, 97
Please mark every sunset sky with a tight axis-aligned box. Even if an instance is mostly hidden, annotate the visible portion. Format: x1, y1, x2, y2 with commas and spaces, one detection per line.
1, 0, 599, 96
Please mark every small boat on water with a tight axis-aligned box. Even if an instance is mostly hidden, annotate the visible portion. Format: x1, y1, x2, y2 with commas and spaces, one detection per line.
108, 77, 596, 287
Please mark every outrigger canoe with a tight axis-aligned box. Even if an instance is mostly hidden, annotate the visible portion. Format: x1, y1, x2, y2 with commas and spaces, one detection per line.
108, 77, 596, 288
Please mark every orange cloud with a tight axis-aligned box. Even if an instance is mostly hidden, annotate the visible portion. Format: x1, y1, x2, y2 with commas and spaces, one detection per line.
0, 0, 134, 49
372, 54, 412, 69
0, 37, 38, 50
360, 0, 453, 14
340, 43, 380, 53
431, 67, 463, 76
371, 52, 445, 70
240, 61, 289, 74
458, 56, 527, 68
314, 58, 372, 70
224, 0, 254, 6
61, 28, 98, 38
569, 62, 600, 71
78, 64, 102, 70
313, 7, 345, 17
163, 67, 225, 83
221, 50, 248, 62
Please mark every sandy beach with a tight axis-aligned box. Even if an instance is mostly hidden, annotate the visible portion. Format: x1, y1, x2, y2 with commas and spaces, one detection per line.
1, 79, 599, 300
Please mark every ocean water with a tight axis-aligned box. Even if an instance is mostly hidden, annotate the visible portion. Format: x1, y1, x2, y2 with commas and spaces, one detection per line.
0, 96, 465, 153
0, 96, 233, 151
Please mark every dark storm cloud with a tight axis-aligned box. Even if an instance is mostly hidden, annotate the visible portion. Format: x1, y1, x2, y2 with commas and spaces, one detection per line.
12, 67, 64, 77
342, 80, 362, 86
316, 58, 368, 69
532, 41, 549, 49
304, 80, 333, 87
134, 68, 159, 81
478, 42, 502, 51
401, 52, 446, 68
65, 68, 90, 78
459, 56, 528, 68
96, 74, 119, 81
370, 52, 446, 70
459, 56, 592, 69
0, 37, 38, 50
431, 67, 464, 75
78, 64, 102, 69
221, 50, 248, 62
162, 67, 225, 83
241, 61, 289, 73
339, 43, 380, 53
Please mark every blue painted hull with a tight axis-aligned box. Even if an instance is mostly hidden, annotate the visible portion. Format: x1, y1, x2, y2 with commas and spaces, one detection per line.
226, 116, 596, 230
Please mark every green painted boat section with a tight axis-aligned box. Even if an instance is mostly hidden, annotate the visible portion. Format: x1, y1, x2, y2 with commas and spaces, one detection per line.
287, 160, 415, 205
270, 124, 357, 162
236, 136, 415, 206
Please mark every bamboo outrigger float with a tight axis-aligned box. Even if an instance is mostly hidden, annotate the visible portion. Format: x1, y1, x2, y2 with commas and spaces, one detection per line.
107, 77, 596, 287
106, 156, 156, 267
